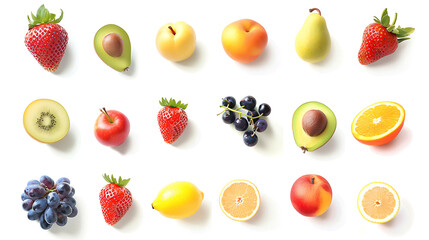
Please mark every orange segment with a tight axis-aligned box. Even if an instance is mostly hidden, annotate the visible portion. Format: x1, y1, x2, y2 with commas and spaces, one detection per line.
351, 101, 405, 145
357, 182, 400, 223
219, 180, 260, 221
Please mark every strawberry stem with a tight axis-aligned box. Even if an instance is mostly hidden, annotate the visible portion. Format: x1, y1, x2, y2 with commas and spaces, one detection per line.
100, 108, 114, 123
309, 8, 321, 16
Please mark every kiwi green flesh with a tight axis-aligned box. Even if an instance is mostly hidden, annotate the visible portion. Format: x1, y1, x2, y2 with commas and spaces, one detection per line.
94, 24, 131, 72
292, 101, 336, 152
23, 99, 70, 143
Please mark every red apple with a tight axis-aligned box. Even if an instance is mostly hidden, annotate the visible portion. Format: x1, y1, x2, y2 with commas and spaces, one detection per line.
290, 174, 332, 217
94, 108, 130, 147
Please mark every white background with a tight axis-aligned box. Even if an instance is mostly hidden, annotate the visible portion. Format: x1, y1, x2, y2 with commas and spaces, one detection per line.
0, 0, 425, 238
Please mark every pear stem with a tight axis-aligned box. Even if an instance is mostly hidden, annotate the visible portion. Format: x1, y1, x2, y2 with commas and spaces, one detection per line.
309, 8, 321, 16
168, 26, 176, 35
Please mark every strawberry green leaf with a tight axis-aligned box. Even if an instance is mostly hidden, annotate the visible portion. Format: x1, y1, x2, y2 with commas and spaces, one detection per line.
373, 8, 414, 42
27, 5, 64, 29
102, 173, 130, 187
381, 8, 388, 19
397, 37, 410, 43
381, 15, 390, 27
159, 97, 188, 110
373, 16, 381, 24
36, 4, 45, 17
53, 10, 64, 24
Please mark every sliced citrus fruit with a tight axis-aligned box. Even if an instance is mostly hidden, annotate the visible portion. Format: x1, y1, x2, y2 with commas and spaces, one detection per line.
351, 101, 405, 145
219, 179, 260, 221
357, 182, 400, 223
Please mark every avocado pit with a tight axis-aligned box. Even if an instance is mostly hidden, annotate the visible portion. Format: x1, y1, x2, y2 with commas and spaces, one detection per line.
302, 109, 327, 137
103, 33, 124, 57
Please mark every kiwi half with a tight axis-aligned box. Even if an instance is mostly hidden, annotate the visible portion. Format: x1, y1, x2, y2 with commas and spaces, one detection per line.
23, 99, 70, 143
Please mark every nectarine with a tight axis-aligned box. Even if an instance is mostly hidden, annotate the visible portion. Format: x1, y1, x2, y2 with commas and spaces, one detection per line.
221, 19, 268, 63
290, 174, 332, 217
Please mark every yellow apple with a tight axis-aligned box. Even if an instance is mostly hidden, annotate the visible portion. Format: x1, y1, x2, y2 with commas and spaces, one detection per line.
156, 22, 196, 62
222, 19, 268, 63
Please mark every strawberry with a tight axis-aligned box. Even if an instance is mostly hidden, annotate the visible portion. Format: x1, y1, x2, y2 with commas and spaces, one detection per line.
99, 174, 132, 226
25, 5, 68, 72
157, 98, 188, 144
358, 9, 414, 65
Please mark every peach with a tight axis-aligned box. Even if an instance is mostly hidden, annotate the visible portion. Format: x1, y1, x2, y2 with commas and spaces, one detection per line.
221, 19, 268, 63
290, 174, 332, 217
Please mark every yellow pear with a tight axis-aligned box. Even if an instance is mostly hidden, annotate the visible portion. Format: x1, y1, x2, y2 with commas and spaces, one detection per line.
295, 8, 331, 63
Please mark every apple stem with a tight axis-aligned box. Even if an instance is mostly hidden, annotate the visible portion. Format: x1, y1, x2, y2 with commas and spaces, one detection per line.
168, 26, 176, 35
311, 177, 315, 184
100, 108, 114, 123
309, 8, 321, 16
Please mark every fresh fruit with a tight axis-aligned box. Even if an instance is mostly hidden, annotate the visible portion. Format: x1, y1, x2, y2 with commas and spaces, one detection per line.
255, 119, 268, 132
222, 111, 236, 124
240, 96, 257, 110
157, 98, 188, 144
94, 108, 130, 147
295, 8, 331, 63
222, 96, 236, 108
243, 130, 258, 146
25, 5, 68, 72
94, 24, 131, 71
351, 101, 405, 145
219, 179, 260, 221
156, 22, 196, 62
222, 19, 268, 63
292, 101, 336, 152
358, 182, 400, 223
152, 181, 204, 219
21, 176, 77, 229
219, 96, 271, 147
258, 103, 271, 117
358, 9, 414, 65
23, 99, 70, 143
99, 174, 132, 225
234, 117, 248, 131
290, 174, 332, 217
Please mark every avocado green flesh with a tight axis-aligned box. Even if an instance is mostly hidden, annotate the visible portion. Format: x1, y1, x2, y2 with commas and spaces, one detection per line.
94, 24, 131, 72
292, 102, 336, 152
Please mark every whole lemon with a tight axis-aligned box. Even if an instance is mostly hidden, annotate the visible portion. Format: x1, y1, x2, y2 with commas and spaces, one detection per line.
152, 181, 204, 219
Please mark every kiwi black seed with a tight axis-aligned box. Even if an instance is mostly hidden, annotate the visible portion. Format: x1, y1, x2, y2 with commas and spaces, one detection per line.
36, 112, 57, 131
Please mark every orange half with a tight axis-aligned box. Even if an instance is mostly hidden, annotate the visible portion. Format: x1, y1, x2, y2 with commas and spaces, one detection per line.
357, 182, 400, 223
351, 101, 405, 145
219, 180, 260, 221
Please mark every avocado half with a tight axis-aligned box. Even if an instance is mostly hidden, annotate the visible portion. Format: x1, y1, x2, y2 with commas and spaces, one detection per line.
94, 24, 131, 72
292, 101, 336, 152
